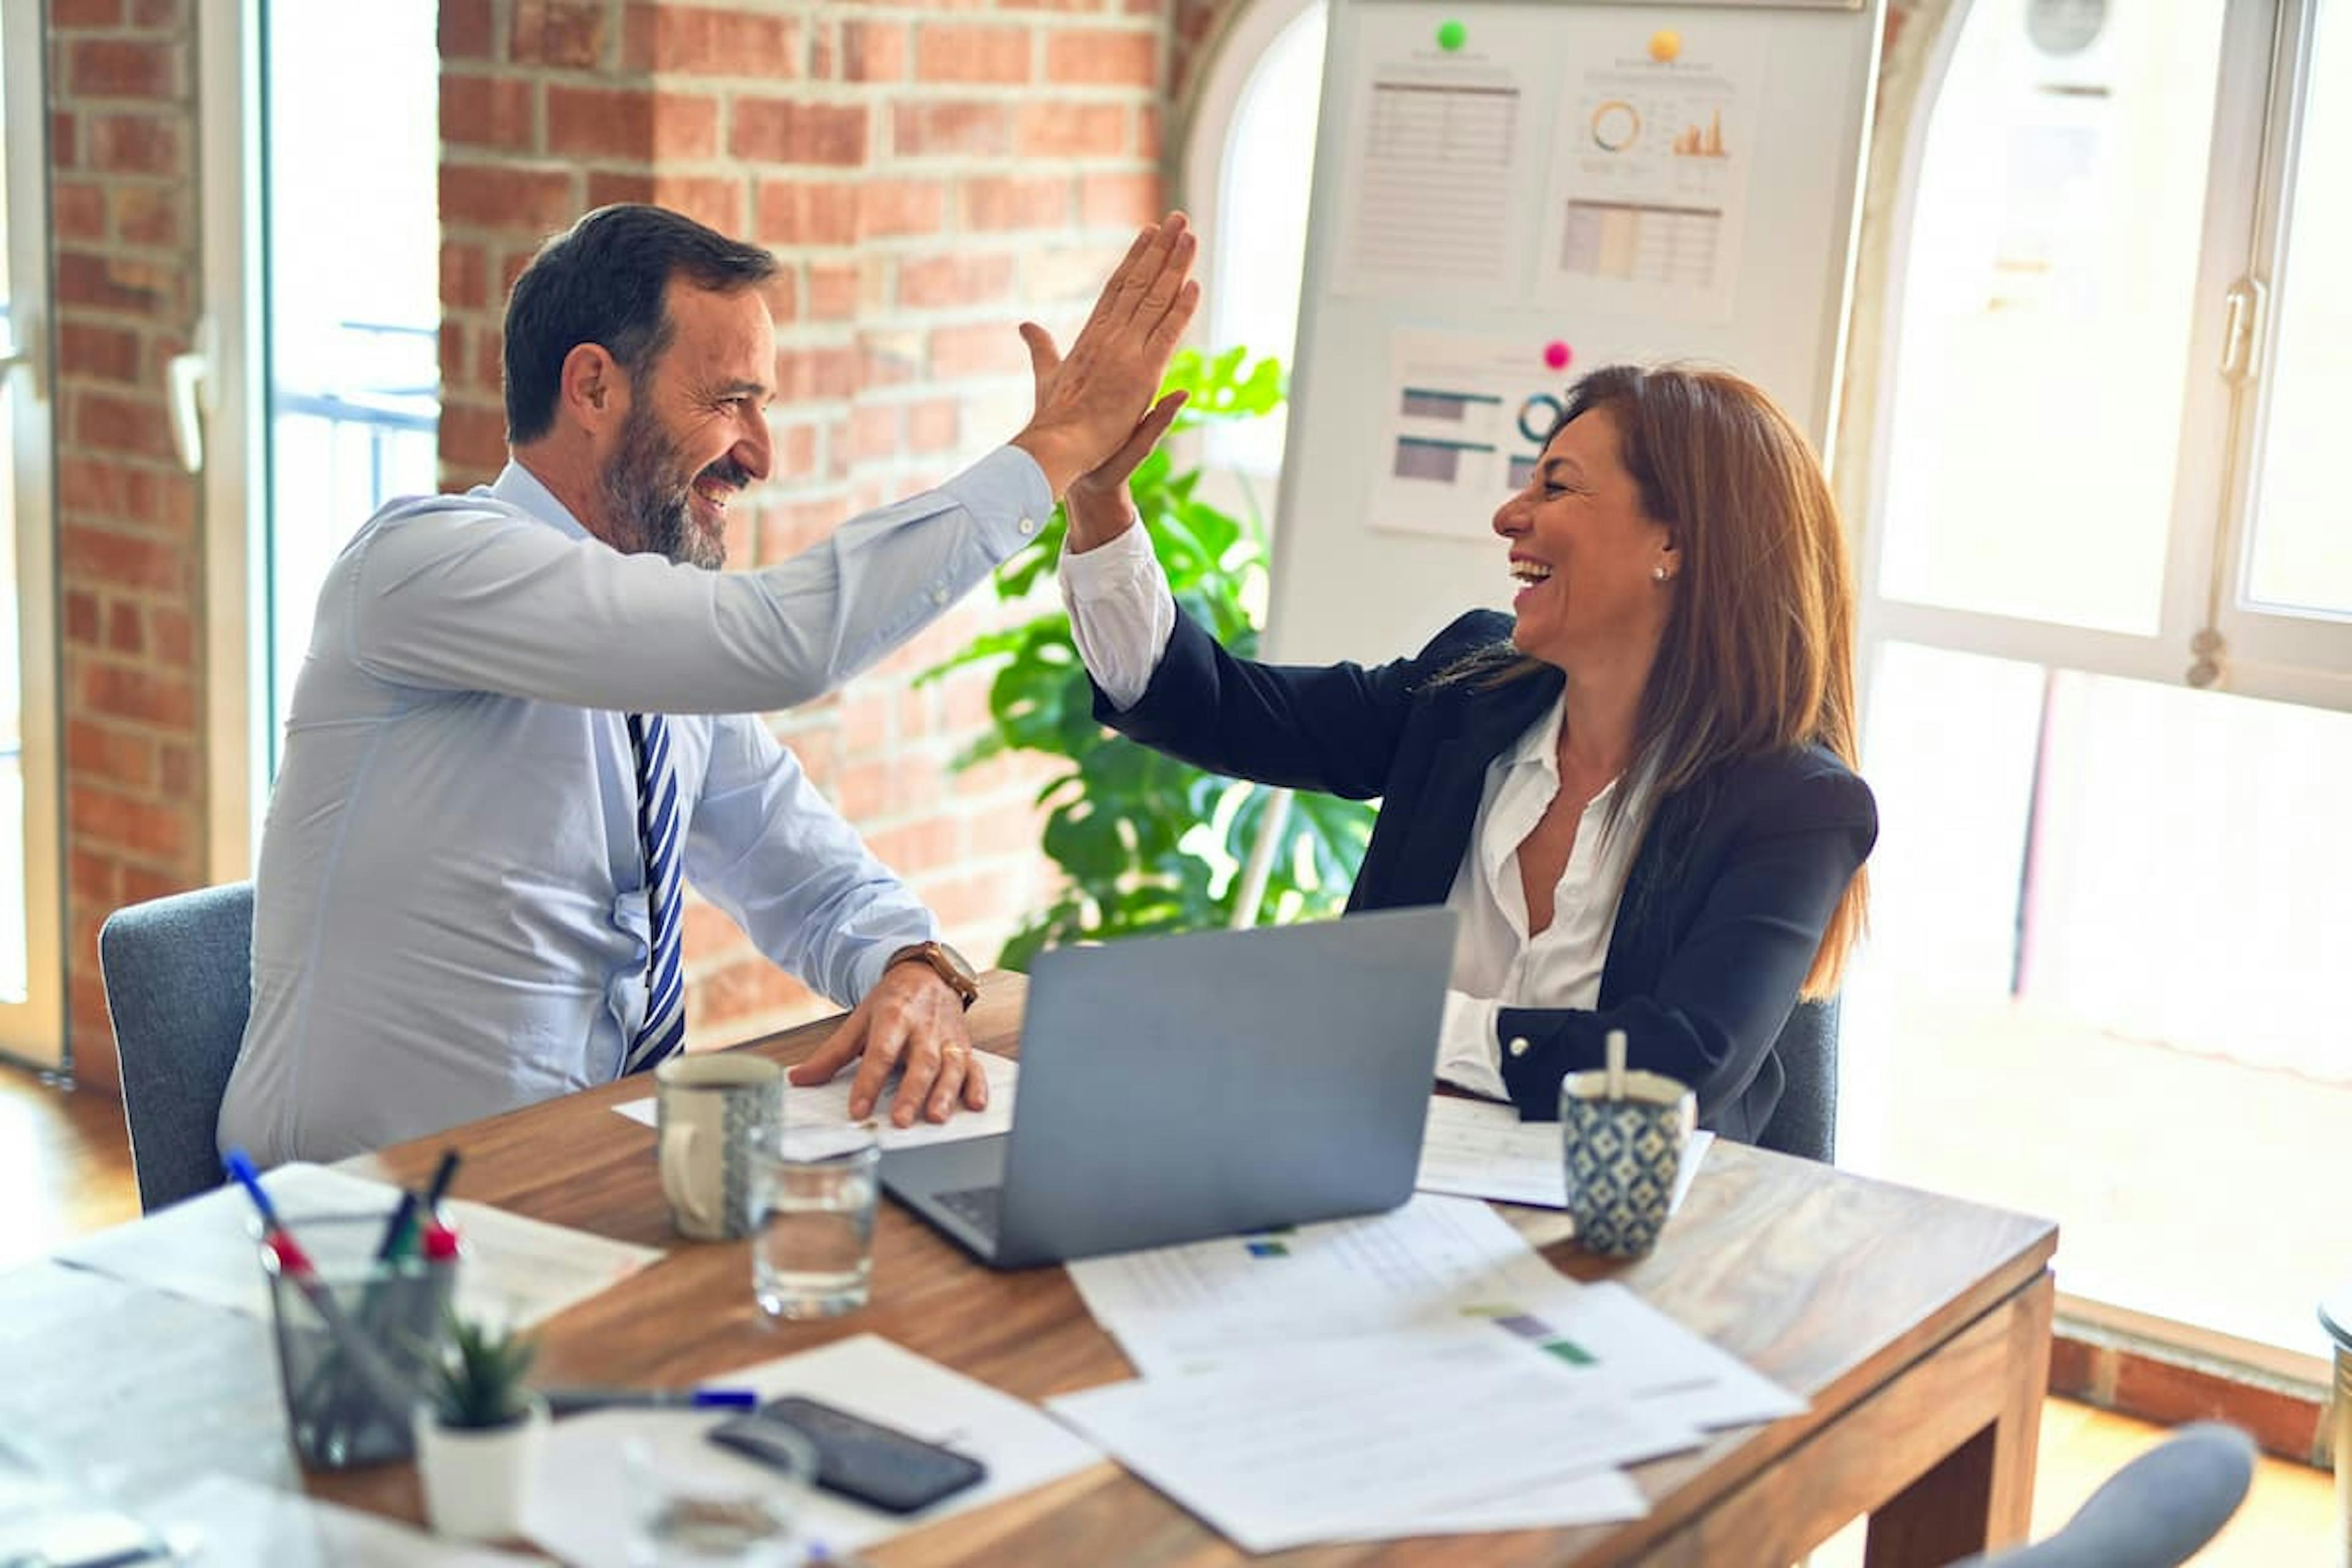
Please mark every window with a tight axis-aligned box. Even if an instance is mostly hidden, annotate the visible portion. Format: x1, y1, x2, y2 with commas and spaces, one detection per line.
1181, 0, 1327, 480
0, 1, 65, 1067
1851, 0, 2351, 1364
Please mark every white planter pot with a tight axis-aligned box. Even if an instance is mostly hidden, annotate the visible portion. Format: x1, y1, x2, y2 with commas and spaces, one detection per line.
412, 1395, 548, 1542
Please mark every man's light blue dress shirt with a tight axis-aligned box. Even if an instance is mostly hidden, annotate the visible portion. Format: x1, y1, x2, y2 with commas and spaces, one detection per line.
218, 449, 1051, 1164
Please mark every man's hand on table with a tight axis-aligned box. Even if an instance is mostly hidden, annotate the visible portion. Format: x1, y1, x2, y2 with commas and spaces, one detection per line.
787, 962, 989, 1128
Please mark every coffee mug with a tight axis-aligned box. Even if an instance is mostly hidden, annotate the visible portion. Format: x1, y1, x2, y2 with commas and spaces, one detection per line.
655, 1055, 783, 1240
1559, 1066, 1696, 1259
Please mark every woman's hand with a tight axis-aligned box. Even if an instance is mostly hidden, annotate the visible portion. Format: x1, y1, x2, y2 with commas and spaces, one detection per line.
1050, 362, 1187, 555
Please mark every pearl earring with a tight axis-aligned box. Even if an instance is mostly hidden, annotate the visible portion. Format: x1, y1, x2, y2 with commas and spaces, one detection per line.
1652, 565, 1670, 583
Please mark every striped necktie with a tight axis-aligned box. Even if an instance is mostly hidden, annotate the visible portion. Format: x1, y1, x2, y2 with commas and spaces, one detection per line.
622, 713, 687, 1075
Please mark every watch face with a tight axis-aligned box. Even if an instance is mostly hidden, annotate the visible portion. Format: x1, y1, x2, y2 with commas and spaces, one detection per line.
937, 941, 979, 985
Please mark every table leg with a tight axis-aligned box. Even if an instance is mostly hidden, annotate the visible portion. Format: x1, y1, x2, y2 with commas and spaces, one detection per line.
1864, 1271, 2054, 1567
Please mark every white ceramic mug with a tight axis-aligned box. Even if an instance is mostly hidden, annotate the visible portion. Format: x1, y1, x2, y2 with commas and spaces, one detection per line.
654, 1055, 783, 1240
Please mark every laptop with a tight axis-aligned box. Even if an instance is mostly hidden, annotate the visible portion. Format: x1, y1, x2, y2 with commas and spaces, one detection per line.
881, 905, 1458, 1268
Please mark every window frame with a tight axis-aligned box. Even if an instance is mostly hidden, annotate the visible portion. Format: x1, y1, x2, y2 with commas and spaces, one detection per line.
0, 0, 67, 1071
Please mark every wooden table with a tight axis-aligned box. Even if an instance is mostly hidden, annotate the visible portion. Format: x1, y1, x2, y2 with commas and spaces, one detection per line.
322, 974, 2057, 1566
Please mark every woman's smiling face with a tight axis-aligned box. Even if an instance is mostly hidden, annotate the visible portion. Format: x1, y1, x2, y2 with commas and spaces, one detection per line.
1492, 405, 1678, 670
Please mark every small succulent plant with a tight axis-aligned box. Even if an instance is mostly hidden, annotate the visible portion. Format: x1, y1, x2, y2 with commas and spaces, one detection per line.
428, 1311, 540, 1430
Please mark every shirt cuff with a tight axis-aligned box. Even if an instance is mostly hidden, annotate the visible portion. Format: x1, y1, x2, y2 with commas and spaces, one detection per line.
1058, 513, 1160, 587
848, 919, 946, 1003
940, 446, 1057, 561
1434, 990, 1510, 1102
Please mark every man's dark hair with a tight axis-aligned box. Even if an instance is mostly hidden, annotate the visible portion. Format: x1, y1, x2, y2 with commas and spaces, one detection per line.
502, 205, 778, 445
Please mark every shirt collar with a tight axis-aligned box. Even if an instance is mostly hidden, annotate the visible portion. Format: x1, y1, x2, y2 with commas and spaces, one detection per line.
487, 460, 595, 543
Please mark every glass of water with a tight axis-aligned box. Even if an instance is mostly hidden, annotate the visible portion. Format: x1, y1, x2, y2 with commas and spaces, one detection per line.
753, 1121, 880, 1319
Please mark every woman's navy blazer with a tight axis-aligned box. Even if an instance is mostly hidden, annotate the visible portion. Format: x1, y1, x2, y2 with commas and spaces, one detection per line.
1093, 606, 1879, 1142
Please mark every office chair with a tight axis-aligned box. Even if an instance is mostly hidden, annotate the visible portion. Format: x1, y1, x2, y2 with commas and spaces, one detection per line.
1948, 1422, 2256, 1568
97, 881, 255, 1212
1756, 998, 1838, 1163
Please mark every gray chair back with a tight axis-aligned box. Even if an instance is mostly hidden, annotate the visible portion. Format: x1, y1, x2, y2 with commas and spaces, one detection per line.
97, 881, 255, 1212
1949, 1421, 2255, 1568
1756, 997, 1838, 1163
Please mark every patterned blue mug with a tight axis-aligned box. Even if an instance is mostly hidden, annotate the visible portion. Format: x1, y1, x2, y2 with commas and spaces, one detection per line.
1559, 1068, 1696, 1258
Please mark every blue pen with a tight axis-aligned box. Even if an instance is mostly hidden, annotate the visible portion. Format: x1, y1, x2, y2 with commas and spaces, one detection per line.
543, 1387, 760, 1417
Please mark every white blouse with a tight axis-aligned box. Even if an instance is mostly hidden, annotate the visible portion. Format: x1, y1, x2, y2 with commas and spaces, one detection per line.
1061, 526, 1646, 1101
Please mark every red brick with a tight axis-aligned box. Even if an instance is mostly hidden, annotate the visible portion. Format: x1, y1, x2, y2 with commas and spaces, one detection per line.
157, 745, 196, 802
809, 265, 861, 323
1137, 104, 1163, 160
150, 606, 194, 666
1016, 102, 1126, 159
511, 0, 606, 69
929, 321, 1027, 379
68, 718, 156, 788
1003, 0, 1109, 12
442, 243, 491, 312
846, 403, 900, 464
2109, 1352, 2321, 1462
106, 602, 142, 655
967, 797, 1048, 858
898, 252, 1016, 310
53, 181, 106, 242
840, 22, 907, 82
110, 186, 180, 248
440, 0, 496, 61
963, 175, 1068, 232
690, 959, 821, 1035
88, 115, 184, 177
69, 39, 179, 99
62, 522, 183, 592
70, 848, 119, 904
439, 403, 510, 478
76, 663, 196, 731
914, 25, 1030, 85
759, 270, 799, 326
860, 180, 947, 239
913, 871, 1009, 931
442, 76, 536, 151
861, 330, 921, 388
64, 590, 100, 645
52, 111, 80, 170
865, 816, 960, 875
908, 398, 960, 454
754, 181, 859, 249
892, 102, 1012, 160
774, 345, 861, 403
51, 0, 125, 24
1045, 29, 1156, 86
441, 164, 579, 233
624, 4, 797, 78
732, 100, 869, 167
1081, 170, 1159, 225
69, 783, 190, 861
72, 393, 178, 462
59, 322, 142, 383
130, 0, 181, 26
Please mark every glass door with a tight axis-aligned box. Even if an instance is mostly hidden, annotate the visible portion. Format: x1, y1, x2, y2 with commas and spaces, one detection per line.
0, 1, 66, 1069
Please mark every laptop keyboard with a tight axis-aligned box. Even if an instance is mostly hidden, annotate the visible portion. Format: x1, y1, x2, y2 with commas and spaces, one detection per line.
934, 1185, 1004, 1242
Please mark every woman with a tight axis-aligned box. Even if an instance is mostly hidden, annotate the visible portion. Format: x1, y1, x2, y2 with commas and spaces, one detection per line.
1056, 364, 1875, 1142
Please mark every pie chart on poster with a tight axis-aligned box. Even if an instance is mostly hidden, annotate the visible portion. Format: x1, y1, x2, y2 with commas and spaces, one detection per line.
1590, 100, 1640, 153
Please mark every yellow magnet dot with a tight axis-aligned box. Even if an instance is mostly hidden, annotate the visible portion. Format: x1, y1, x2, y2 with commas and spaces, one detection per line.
1649, 29, 1681, 63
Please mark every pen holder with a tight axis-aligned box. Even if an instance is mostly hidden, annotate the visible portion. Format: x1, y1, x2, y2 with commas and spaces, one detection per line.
260, 1213, 458, 1471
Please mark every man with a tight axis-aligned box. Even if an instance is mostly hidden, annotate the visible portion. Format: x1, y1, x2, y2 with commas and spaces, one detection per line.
218, 203, 1196, 1164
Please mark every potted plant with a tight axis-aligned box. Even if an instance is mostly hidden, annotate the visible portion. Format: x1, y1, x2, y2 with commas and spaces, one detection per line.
411, 1311, 547, 1541
921, 347, 1376, 966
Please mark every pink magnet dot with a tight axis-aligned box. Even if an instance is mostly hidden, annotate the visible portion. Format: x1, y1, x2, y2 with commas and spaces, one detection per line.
1543, 341, 1573, 372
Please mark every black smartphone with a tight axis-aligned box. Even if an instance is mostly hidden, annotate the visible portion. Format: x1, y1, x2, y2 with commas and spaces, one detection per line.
709, 1395, 988, 1515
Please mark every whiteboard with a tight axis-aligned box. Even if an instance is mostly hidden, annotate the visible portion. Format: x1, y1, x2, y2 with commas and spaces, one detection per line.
1264, 0, 1882, 666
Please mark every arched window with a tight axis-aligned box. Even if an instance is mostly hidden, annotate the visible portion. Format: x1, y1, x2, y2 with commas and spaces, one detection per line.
1179, 0, 1327, 478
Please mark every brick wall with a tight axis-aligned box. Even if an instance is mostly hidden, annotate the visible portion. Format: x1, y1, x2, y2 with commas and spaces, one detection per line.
437, 0, 1167, 1046
47, 0, 207, 1095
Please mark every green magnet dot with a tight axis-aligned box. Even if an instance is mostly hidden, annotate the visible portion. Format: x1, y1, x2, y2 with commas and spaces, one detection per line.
1436, 19, 1468, 50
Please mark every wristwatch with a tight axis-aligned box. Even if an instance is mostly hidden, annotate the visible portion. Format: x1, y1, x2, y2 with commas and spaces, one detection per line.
885, 940, 980, 1010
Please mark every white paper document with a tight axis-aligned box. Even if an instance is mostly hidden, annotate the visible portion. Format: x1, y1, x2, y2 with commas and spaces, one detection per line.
1066, 1193, 1585, 1377
50, 1162, 661, 1330
1417, 1095, 1715, 1215
1047, 1340, 1695, 1553
614, 1051, 1020, 1152
1332, 7, 1554, 300
143, 1472, 538, 1565
1536, 10, 1769, 322
523, 1333, 1102, 1568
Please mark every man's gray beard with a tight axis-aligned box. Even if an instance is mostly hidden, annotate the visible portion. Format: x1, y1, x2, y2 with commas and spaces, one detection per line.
598, 404, 722, 569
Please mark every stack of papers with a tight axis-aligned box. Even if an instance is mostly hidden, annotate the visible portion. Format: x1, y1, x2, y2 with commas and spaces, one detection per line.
51, 1162, 662, 1330
522, 1333, 1102, 1567
1054, 1194, 1801, 1550
145, 1474, 540, 1564
614, 1050, 1021, 1151
1417, 1093, 1715, 1213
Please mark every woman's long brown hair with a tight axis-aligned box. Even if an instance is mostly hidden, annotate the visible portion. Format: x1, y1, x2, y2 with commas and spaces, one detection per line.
1475, 364, 1869, 995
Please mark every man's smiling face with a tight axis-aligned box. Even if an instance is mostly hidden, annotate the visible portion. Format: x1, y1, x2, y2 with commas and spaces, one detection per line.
595, 278, 775, 569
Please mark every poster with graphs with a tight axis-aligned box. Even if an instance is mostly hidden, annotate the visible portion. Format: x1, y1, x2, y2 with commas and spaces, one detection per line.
1537, 12, 1771, 323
